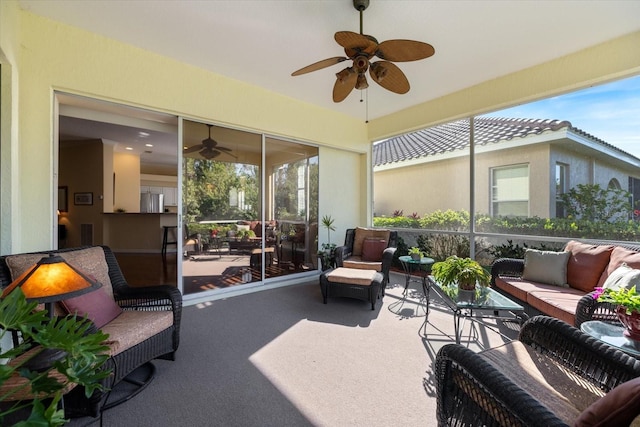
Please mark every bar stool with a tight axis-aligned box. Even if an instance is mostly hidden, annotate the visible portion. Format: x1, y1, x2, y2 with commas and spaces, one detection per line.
161, 226, 178, 256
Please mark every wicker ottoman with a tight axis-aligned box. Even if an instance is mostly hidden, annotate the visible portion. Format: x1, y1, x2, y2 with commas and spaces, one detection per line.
319, 267, 384, 310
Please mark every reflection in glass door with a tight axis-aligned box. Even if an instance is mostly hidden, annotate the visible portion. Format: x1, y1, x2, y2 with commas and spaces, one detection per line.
181, 120, 319, 296
181, 119, 262, 295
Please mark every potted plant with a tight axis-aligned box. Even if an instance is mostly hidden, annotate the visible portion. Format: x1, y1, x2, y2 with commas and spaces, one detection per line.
431, 255, 490, 291
408, 247, 423, 261
593, 286, 640, 340
0, 288, 111, 426
318, 215, 337, 270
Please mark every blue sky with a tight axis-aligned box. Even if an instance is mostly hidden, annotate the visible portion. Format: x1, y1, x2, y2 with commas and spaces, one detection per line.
483, 74, 640, 158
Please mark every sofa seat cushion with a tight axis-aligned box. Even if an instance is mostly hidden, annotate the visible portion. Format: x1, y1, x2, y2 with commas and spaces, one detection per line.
527, 288, 585, 326
565, 240, 613, 292
479, 341, 604, 425
343, 256, 382, 272
494, 277, 559, 303
326, 267, 378, 286
101, 310, 173, 356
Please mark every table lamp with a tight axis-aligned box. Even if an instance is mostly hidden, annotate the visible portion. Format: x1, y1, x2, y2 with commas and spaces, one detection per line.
1, 254, 102, 370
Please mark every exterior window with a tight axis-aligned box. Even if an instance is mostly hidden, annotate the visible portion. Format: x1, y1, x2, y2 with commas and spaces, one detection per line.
608, 178, 621, 190
491, 164, 529, 217
556, 163, 568, 218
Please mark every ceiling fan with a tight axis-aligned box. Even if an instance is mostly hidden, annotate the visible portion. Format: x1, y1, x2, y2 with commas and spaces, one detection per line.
184, 124, 235, 160
291, 0, 435, 102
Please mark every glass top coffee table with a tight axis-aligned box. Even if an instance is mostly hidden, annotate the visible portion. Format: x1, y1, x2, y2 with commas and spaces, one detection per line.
426, 276, 527, 344
580, 320, 640, 357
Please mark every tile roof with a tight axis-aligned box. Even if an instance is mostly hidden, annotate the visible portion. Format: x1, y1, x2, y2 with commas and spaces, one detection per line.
372, 117, 630, 167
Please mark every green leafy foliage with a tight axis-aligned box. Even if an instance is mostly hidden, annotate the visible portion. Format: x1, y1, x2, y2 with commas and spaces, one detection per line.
594, 286, 640, 314
0, 289, 111, 426
559, 183, 631, 222
432, 256, 490, 290
374, 208, 640, 242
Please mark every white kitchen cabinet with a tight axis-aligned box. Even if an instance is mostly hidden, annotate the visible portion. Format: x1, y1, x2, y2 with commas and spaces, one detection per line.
163, 187, 178, 206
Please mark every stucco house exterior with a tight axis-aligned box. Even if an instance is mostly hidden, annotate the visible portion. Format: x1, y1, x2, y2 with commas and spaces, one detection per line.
373, 117, 640, 219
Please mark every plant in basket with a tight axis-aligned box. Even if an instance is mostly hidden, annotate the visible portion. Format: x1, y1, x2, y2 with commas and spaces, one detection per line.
594, 286, 640, 340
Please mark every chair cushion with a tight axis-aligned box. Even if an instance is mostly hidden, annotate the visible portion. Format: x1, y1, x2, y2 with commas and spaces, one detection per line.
574, 376, 640, 427
5, 247, 114, 297
326, 267, 378, 286
59, 287, 122, 328
343, 256, 382, 272
564, 241, 613, 292
361, 238, 387, 262
521, 249, 570, 287
100, 310, 174, 356
352, 228, 390, 257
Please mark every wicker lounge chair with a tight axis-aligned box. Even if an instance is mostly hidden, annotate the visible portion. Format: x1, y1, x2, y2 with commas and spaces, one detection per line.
435, 316, 640, 427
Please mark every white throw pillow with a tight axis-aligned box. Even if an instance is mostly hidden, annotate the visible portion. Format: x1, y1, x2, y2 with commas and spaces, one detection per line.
521, 248, 570, 287
602, 262, 640, 291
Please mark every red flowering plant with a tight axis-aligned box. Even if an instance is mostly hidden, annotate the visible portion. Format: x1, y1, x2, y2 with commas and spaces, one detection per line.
593, 286, 640, 315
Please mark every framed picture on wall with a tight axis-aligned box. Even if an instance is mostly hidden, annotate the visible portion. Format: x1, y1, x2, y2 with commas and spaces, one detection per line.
58, 186, 68, 212
74, 192, 93, 206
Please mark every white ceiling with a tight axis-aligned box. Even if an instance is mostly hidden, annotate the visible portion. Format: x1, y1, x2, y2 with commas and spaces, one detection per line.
20, 0, 640, 164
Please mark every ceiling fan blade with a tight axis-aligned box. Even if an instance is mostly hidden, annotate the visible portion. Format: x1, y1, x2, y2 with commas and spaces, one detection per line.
333, 67, 358, 102
216, 146, 233, 152
291, 57, 349, 76
183, 145, 203, 154
370, 61, 410, 94
376, 39, 435, 62
335, 31, 377, 57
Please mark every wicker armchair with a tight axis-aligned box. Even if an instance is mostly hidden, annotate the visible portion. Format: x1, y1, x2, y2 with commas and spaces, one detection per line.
435, 316, 640, 427
0, 245, 182, 418
334, 228, 397, 291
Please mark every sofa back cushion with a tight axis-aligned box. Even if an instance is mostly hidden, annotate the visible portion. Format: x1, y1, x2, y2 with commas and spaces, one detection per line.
353, 228, 390, 257
5, 246, 114, 297
564, 241, 613, 293
597, 246, 640, 287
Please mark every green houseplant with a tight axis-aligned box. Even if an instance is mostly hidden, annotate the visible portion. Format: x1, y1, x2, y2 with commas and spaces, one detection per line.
0, 288, 111, 426
594, 286, 640, 340
431, 256, 490, 291
318, 215, 337, 270
408, 247, 423, 261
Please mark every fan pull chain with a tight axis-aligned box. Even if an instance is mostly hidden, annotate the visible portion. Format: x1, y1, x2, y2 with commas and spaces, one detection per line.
365, 89, 369, 123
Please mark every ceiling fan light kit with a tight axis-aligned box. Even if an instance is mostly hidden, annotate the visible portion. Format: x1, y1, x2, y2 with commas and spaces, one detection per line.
291, 0, 435, 103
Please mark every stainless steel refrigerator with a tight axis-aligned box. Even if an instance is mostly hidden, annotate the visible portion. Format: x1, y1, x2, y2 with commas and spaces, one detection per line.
140, 193, 164, 213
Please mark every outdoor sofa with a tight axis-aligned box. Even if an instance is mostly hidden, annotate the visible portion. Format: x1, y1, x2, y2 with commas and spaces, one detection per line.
0, 245, 182, 418
490, 240, 640, 326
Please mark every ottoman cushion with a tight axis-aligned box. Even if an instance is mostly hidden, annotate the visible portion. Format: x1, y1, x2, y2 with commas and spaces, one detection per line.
326, 267, 378, 286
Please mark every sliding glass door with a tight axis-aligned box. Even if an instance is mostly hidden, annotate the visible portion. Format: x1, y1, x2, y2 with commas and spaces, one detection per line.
181, 119, 318, 296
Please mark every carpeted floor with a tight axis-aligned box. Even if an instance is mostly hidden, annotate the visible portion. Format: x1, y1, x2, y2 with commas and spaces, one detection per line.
69, 272, 520, 427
